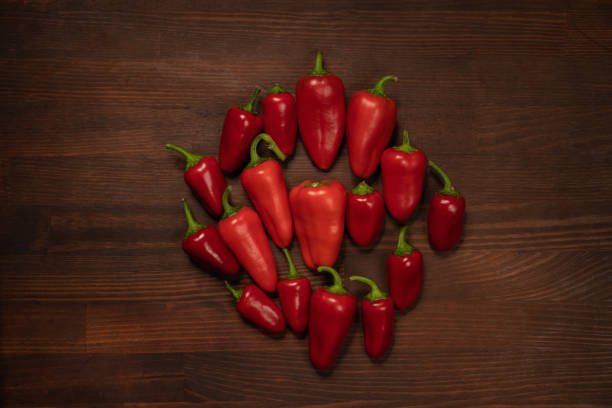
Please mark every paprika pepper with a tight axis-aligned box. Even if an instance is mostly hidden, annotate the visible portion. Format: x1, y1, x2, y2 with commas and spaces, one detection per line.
387, 225, 423, 311
224, 281, 285, 333
346, 181, 384, 247
263, 84, 297, 156
277, 248, 311, 333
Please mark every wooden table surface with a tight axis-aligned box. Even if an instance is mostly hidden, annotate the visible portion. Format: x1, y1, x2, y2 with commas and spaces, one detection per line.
2, 1, 612, 407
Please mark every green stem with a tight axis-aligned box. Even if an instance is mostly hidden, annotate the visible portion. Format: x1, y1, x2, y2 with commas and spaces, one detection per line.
367, 75, 398, 99
308, 51, 330, 76
224, 281, 243, 303
166, 144, 204, 170
182, 199, 207, 239
221, 186, 241, 220
240, 88, 261, 114
246, 133, 286, 169
393, 225, 415, 256
428, 160, 461, 197
393, 130, 417, 153
349, 275, 387, 301
316, 266, 349, 295
282, 248, 301, 279
351, 180, 375, 195
303, 181, 331, 188
268, 84, 287, 94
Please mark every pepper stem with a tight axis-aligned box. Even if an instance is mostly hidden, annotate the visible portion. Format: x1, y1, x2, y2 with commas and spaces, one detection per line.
268, 84, 287, 94
309, 51, 330, 76
368, 75, 398, 99
317, 266, 349, 295
282, 248, 301, 279
240, 88, 261, 114
349, 275, 387, 301
394, 130, 417, 153
221, 186, 241, 220
428, 160, 461, 197
351, 180, 375, 195
182, 199, 207, 239
246, 133, 286, 169
224, 281, 243, 303
166, 144, 204, 170
393, 225, 415, 256
303, 181, 331, 188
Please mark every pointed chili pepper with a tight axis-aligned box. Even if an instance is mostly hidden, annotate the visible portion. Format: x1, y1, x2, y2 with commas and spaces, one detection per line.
263, 84, 297, 156
387, 226, 423, 311
381, 130, 427, 221
225, 281, 285, 333
309, 266, 356, 370
290, 180, 346, 269
277, 248, 311, 333
347, 75, 398, 178
217, 187, 277, 292
240, 133, 293, 249
346, 181, 384, 247
427, 160, 465, 251
296, 51, 346, 170
350, 275, 393, 359
218, 88, 264, 173
166, 144, 227, 218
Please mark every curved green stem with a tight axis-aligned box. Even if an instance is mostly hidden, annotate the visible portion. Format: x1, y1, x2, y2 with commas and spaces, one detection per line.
268, 84, 287, 94
351, 180, 375, 195
393, 130, 417, 153
166, 144, 203, 170
349, 275, 387, 301
367, 75, 398, 99
428, 160, 460, 197
308, 51, 330, 76
182, 199, 207, 238
240, 88, 261, 114
224, 281, 243, 303
393, 225, 415, 256
317, 266, 349, 295
246, 133, 286, 169
221, 186, 241, 220
282, 248, 301, 280
303, 181, 331, 188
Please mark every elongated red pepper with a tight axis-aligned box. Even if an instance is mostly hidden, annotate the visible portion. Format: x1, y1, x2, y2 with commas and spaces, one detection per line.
290, 180, 346, 269
387, 226, 423, 311
263, 84, 297, 156
225, 281, 285, 333
347, 75, 398, 178
381, 130, 427, 221
346, 181, 384, 247
218, 89, 263, 173
277, 248, 311, 333
309, 266, 356, 370
428, 160, 465, 251
166, 144, 227, 218
350, 275, 393, 359
296, 51, 345, 170
218, 187, 277, 292
240, 133, 293, 248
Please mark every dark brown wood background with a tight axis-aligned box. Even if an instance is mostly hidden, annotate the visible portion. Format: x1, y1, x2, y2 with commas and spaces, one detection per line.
2, 0, 612, 406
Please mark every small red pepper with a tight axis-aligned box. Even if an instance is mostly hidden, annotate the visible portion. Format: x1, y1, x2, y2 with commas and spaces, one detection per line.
309, 266, 356, 370
350, 275, 393, 359
346, 181, 384, 247
296, 51, 346, 170
240, 133, 293, 249
224, 281, 285, 333
166, 144, 227, 218
277, 248, 311, 333
381, 130, 428, 221
347, 75, 398, 178
218, 187, 277, 292
387, 226, 423, 311
427, 160, 465, 251
263, 84, 297, 156
218, 89, 263, 173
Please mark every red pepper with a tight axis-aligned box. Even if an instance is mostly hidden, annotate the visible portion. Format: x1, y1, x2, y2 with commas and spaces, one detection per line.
166, 144, 227, 218
218, 187, 277, 292
347, 75, 398, 178
180, 199, 240, 276
218, 89, 263, 173
309, 266, 356, 370
290, 180, 346, 269
387, 226, 423, 311
224, 281, 285, 333
262, 84, 297, 156
277, 248, 311, 333
427, 160, 465, 251
346, 181, 384, 247
296, 51, 346, 170
350, 275, 393, 359
381, 130, 427, 221
240, 133, 293, 249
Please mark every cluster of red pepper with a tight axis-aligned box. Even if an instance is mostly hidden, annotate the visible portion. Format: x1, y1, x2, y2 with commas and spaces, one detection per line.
167, 51, 466, 371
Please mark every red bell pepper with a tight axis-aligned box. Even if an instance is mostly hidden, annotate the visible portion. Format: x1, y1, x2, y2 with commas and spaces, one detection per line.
290, 180, 346, 269
263, 84, 297, 156
277, 248, 311, 333
166, 144, 227, 218
218, 88, 263, 173
427, 160, 465, 251
218, 187, 277, 292
296, 51, 346, 170
381, 130, 427, 221
224, 281, 285, 333
309, 266, 356, 370
240, 133, 293, 249
347, 75, 398, 178
387, 226, 423, 311
349, 275, 393, 359
346, 181, 384, 247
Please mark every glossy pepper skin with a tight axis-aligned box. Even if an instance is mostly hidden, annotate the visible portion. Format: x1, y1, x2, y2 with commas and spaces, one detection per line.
277, 248, 311, 333
225, 282, 285, 333
240, 133, 293, 248
166, 144, 227, 218
263, 84, 297, 156
347, 75, 398, 178
427, 161, 465, 251
218, 187, 277, 292
219, 89, 264, 173
180, 199, 240, 276
350, 275, 393, 359
290, 180, 346, 269
346, 181, 384, 247
296, 51, 346, 170
381, 130, 428, 221
309, 266, 357, 370
387, 226, 423, 311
